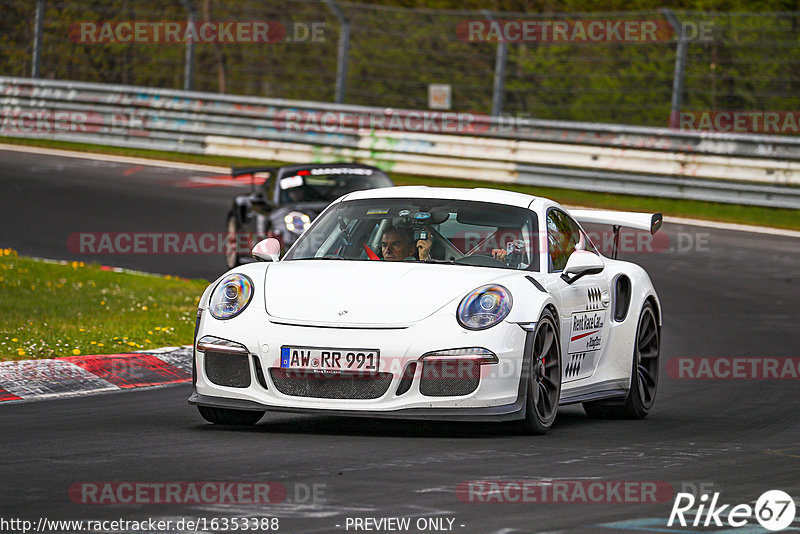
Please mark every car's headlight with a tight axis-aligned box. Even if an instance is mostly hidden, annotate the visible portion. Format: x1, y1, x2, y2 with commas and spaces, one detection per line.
209, 274, 254, 320
284, 211, 311, 234
457, 284, 512, 330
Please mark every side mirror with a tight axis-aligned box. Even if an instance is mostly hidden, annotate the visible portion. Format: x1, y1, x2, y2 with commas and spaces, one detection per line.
561, 251, 604, 284
252, 238, 281, 262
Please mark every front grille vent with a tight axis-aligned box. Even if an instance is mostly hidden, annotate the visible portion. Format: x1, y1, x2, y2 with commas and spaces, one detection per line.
269, 369, 392, 399
205, 352, 251, 388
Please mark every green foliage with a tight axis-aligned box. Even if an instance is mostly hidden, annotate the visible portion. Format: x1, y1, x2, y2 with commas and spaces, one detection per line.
0, 1, 798, 127
0, 252, 207, 361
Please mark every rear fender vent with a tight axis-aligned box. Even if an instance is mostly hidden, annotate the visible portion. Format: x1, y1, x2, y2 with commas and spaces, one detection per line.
614, 275, 632, 322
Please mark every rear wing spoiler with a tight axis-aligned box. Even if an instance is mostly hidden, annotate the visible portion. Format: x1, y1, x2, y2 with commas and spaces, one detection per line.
570, 209, 663, 259
570, 209, 663, 235
231, 166, 277, 179
231, 166, 277, 191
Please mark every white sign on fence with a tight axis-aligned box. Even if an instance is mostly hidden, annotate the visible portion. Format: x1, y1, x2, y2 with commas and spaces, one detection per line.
428, 84, 452, 110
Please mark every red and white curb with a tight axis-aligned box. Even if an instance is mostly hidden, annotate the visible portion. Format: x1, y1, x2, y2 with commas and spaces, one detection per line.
0, 346, 192, 403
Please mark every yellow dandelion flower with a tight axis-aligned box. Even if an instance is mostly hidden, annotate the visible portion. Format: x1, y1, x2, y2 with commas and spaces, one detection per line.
12, 338, 18, 342
100, 301, 106, 305
127, 341, 136, 346
79, 328, 85, 332
72, 349, 80, 355
90, 341, 97, 345
147, 331, 153, 335
142, 306, 148, 311
154, 327, 161, 331
145, 339, 152, 343
17, 349, 25, 356
97, 343, 104, 347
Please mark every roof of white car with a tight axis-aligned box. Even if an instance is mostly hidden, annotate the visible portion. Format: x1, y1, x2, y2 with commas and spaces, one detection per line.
342, 186, 537, 209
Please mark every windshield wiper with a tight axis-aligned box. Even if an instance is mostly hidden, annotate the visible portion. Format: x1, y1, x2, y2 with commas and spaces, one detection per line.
294, 255, 346, 260
422, 258, 456, 264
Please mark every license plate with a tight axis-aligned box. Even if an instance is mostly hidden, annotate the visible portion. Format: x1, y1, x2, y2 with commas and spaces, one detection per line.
280, 346, 380, 371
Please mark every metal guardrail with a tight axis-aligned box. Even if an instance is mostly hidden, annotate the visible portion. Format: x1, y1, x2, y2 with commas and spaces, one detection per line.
1, 77, 799, 209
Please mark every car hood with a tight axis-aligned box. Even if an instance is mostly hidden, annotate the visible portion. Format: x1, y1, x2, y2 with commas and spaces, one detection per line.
264, 260, 508, 326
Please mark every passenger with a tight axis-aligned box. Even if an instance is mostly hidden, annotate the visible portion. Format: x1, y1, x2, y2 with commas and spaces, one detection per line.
380, 226, 432, 261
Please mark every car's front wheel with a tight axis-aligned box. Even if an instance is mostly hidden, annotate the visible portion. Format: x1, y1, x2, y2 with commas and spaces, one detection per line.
583, 301, 660, 419
521, 308, 562, 435
197, 406, 265, 425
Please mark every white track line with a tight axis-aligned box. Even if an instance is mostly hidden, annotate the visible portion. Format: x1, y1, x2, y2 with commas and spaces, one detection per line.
1, 142, 796, 237
0, 143, 227, 173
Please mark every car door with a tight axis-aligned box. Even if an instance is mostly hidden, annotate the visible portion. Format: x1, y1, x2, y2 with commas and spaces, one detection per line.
545, 208, 611, 384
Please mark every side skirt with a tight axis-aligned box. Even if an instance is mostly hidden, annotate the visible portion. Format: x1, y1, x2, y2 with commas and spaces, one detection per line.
559, 389, 628, 406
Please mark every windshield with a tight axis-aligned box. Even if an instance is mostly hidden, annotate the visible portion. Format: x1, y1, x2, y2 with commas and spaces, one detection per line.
284, 198, 539, 271
279, 167, 393, 203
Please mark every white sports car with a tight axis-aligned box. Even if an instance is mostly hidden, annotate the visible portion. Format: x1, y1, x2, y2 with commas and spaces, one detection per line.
189, 186, 662, 434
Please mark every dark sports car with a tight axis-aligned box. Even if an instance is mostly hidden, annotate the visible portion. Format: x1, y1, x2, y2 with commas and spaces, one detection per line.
224, 163, 393, 267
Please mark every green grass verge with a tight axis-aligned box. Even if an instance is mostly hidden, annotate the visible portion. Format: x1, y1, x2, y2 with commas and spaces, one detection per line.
2, 136, 798, 231
0, 250, 208, 361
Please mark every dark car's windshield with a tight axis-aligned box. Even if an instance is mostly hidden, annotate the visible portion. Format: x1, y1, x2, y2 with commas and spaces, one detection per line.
279, 167, 393, 203
284, 198, 539, 271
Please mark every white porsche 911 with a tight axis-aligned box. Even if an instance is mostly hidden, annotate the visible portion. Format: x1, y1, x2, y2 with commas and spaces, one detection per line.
189, 186, 662, 434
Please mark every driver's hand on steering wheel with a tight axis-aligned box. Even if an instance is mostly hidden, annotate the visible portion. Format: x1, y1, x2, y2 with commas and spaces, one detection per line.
491, 248, 507, 262
417, 230, 433, 261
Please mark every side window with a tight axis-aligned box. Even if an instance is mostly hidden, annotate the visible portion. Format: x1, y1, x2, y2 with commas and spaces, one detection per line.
547, 209, 581, 272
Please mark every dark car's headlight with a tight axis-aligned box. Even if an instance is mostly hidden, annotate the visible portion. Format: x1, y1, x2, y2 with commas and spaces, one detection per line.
284, 211, 311, 234
209, 274, 254, 320
457, 285, 512, 330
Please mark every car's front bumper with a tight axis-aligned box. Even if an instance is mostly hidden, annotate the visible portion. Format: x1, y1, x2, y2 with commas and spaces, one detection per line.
190, 310, 530, 421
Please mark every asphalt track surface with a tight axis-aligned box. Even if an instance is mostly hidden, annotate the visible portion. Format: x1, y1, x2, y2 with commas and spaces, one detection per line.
2, 148, 800, 533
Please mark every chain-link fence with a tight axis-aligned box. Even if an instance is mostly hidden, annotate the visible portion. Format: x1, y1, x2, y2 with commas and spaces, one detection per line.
1, 0, 799, 128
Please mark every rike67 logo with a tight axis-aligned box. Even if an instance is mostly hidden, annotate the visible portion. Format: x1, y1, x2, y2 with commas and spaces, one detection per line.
668, 490, 796, 531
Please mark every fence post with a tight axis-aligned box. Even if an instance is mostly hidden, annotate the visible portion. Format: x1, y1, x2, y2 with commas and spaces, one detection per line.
325, 0, 350, 103
661, 8, 687, 129
31, 0, 45, 78
180, 0, 197, 91
484, 10, 508, 117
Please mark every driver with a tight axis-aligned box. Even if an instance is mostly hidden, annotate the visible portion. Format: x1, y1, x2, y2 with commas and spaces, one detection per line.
380, 227, 432, 261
